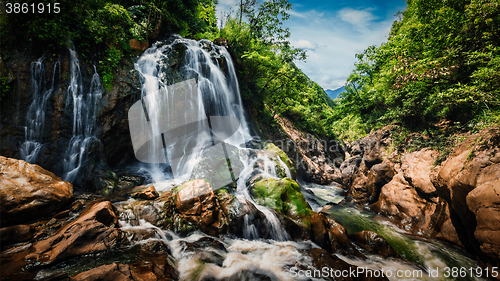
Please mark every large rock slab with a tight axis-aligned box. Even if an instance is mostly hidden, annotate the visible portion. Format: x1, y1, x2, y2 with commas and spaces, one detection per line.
25, 201, 122, 265
0, 156, 73, 227
401, 148, 439, 197
432, 128, 500, 268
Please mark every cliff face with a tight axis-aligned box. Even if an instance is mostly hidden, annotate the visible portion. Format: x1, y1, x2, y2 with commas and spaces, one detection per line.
339, 126, 500, 269
0, 48, 142, 188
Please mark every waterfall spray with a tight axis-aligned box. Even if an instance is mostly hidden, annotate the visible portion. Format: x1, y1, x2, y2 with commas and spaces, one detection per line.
20, 58, 59, 163
62, 48, 102, 183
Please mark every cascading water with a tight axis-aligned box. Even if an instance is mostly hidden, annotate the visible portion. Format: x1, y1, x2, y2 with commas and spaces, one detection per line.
20, 58, 59, 163
133, 36, 289, 241
133, 36, 251, 183
62, 48, 102, 183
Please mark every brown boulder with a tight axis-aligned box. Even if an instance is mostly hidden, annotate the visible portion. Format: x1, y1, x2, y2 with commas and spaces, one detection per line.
132, 185, 159, 200
466, 160, 500, 262
0, 224, 35, 247
371, 168, 452, 239
431, 128, 500, 267
0, 156, 73, 227
162, 180, 228, 236
401, 149, 438, 197
71, 263, 133, 281
25, 201, 122, 265
350, 230, 399, 258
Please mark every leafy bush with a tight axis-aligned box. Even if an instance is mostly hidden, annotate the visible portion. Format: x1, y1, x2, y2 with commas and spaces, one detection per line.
333, 0, 500, 137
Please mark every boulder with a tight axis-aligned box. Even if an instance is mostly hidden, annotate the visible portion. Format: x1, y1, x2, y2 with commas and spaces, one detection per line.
25, 201, 122, 265
162, 180, 228, 236
0, 224, 35, 247
401, 149, 439, 197
132, 185, 159, 200
432, 128, 500, 267
350, 230, 399, 258
251, 177, 359, 256
251, 178, 312, 219
371, 170, 450, 237
0, 156, 73, 227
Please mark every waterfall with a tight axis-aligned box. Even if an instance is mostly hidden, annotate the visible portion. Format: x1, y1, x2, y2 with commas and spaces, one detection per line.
132, 36, 288, 241
20, 58, 59, 163
132, 37, 251, 182
62, 48, 102, 183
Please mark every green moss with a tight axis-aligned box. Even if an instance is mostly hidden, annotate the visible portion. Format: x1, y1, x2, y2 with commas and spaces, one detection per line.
252, 178, 312, 219
265, 143, 297, 178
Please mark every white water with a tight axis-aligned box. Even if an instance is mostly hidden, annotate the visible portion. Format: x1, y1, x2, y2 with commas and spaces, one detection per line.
133, 37, 289, 241
62, 48, 102, 183
20, 58, 59, 163
133, 37, 251, 183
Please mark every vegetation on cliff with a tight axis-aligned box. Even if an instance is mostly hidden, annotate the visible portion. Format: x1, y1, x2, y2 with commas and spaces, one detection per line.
333, 0, 500, 142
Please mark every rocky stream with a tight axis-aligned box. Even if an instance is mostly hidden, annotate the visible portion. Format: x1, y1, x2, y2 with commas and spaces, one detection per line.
1, 36, 499, 280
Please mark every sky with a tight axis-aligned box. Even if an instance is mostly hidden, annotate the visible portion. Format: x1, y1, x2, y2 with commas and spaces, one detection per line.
216, 0, 407, 90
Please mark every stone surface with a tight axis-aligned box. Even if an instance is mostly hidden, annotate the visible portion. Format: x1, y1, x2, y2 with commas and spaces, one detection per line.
132, 185, 159, 200
25, 201, 122, 265
162, 180, 228, 236
431, 128, 500, 267
0, 224, 35, 247
265, 116, 345, 184
350, 230, 399, 258
401, 149, 439, 197
0, 156, 73, 227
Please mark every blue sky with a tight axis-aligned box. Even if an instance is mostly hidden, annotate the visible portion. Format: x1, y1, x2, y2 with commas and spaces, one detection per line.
217, 0, 407, 90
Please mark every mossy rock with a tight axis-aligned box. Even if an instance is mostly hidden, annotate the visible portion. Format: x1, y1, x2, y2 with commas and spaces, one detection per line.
265, 143, 297, 179
252, 177, 312, 220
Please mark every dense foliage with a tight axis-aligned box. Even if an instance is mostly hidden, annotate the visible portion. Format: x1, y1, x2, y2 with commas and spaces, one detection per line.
1, 0, 217, 89
334, 0, 500, 140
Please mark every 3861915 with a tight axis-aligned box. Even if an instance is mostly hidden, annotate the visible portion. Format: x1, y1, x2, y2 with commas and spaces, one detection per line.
5, 2, 60, 14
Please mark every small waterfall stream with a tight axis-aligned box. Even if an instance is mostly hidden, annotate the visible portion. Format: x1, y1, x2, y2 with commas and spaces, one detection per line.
62, 48, 102, 183
20, 58, 59, 163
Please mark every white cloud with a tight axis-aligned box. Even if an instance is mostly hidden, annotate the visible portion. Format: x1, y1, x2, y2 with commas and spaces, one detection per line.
288, 10, 307, 18
338, 8, 377, 29
292, 39, 315, 49
283, 4, 404, 90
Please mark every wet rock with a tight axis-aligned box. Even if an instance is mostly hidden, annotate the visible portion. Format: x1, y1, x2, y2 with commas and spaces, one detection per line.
162, 180, 228, 236
25, 201, 122, 265
71, 263, 133, 281
265, 143, 297, 179
306, 248, 388, 281
0, 156, 73, 227
181, 236, 228, 253
350, 230, 399, 258
251, 177, 359, 256
0, 224, 35, 247
213, 38, 228, 47
266, 116, 345, 185
371, 170, 450, 237
432, 128, 500, 267
252, 177, 312, 219
132, 185, 159, 200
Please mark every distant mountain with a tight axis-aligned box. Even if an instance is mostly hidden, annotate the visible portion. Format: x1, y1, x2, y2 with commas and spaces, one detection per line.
325, 86, 345, 100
